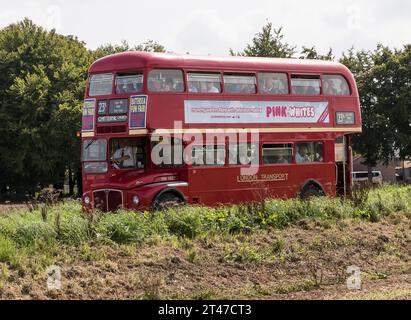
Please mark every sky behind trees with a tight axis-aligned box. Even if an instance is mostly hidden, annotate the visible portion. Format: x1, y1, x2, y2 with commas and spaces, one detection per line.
0, 0, 410, 57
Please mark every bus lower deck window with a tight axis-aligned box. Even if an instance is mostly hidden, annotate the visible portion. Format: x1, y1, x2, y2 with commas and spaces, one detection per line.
229, 143, 259, 165
296, 142, 324, 163
110, 138, 145, 169
192, 145, 225, 166
151, 137, 184, 167
262, 144, 293, 164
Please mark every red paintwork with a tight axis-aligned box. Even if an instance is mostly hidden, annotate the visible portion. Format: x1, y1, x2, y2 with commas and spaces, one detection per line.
82, 52, 362, 212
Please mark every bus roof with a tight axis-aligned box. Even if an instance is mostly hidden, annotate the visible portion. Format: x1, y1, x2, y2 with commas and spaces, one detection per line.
89, 52, 353, 77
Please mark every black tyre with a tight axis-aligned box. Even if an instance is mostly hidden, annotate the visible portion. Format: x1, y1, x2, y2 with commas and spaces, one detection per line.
152, 192, 183, 211
300, 184, 323, 199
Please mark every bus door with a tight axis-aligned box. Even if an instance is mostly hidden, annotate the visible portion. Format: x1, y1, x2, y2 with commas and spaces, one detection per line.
335, 135, 352, 196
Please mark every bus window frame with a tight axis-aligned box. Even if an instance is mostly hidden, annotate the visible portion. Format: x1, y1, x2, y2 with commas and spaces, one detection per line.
291, 73, 322, 96
294, 140, 327, 164
227, 142, 260, 167
114, 71, 145, 96
256, 71, 290, 95
147, 68, 186, 94
108, 137, 148, 172
88, 73, 114, 97
151, 136, 185, 169
321, 74, 352, 96
261, 142, 295, 166
186, 69, 223, 95
188, 143, 227, 168
222, 72, 258, 95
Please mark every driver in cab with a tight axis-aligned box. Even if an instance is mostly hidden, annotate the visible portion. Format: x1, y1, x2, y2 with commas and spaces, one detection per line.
112, 140, 135, 169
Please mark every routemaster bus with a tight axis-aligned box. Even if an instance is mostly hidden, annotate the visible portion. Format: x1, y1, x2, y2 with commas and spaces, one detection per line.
81, 52, 362, 212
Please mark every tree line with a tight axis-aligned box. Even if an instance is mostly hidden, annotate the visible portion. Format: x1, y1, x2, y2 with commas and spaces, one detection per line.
0, 19, 409, 199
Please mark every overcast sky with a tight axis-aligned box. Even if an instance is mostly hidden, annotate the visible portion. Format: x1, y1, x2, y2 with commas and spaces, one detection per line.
0, 0, 410, 57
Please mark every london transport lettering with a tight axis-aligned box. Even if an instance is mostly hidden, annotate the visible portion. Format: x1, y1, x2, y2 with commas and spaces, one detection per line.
185, 100, 329, 124
237, 173, 289, 183
129, 95, 148, 129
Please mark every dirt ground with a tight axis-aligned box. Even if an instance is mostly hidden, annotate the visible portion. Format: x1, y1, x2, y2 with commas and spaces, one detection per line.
0, 212, 409, 300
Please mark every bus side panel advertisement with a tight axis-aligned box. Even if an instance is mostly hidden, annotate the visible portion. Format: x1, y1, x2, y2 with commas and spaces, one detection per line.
82, 99, 96, 131
184, 100, 330, 124
129, 95, 148, 129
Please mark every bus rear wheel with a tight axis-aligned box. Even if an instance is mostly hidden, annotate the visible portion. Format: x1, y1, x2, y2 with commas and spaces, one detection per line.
152, 192, 184, 211
300, 184, 323, 199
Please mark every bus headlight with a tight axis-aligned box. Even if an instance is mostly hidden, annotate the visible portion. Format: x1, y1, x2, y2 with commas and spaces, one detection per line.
84, 196, 90, 205
132, 195, 140, 206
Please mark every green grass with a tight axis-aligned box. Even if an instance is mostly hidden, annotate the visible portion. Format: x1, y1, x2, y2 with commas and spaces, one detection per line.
0, 184, 409, 270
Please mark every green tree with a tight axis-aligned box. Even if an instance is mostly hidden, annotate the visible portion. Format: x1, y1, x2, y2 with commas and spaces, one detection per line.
94, 39, 166, 60
388, 45, 411, 161
0, 19, 92, 199
231, 22, 296, 58
339, 45, 410, 183
299, 46, 334, 61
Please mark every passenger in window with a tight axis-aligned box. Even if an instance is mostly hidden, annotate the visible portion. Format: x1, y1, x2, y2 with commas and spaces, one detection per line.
175, 81, 184, 92
241, 84, 255, 94
118, 81, 130, 94
127, 82, 136, 93
263, 76, 276, 93
152, 79, 163, 92
306, 85, 319, 95
276, 152, 290, 164
264, 75, 287, 94
292, 85, 304, 95
206, 81, 219, 93
263, 156, 272, 164
164, 78, 174, 92
323, 79, 338, 95
188, 82, 199, 93
296, 144, 311, 163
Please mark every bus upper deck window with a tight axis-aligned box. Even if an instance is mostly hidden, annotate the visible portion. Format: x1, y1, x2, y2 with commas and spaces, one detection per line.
323, 75, 350, 96
116, 74, 143, 94
89, 74, 113, 96
148, 69, 184, 93
258, 73, 288, 94
187, 73, 222, 93
224, 74, 256, 94
291, 75, 321, 95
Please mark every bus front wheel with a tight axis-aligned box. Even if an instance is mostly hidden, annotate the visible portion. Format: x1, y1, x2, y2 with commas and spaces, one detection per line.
152, 192, 184, 211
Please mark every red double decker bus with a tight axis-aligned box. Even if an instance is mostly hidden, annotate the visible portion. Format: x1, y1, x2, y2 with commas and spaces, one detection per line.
81, 52, 361, 212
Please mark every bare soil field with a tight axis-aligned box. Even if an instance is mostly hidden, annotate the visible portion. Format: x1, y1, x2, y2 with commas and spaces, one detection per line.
1, 213, 409, 300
